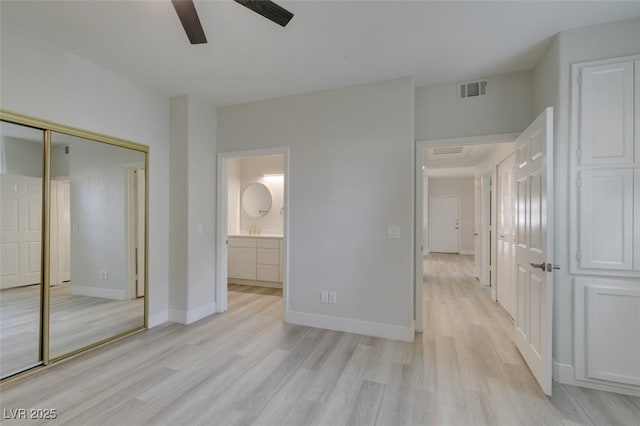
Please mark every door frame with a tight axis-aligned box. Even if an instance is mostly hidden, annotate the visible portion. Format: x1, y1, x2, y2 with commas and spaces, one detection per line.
428, 194, 461, 253
415, 133, 518, 333
216, 146, 290, 315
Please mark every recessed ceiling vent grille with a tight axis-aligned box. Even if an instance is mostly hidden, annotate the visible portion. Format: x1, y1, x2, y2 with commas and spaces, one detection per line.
433, 146, 464, 156
459, 80, 488, 99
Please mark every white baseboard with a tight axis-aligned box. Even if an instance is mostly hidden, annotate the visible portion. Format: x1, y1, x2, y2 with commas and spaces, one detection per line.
228, 278, 282, 289
148, 310, 168, 328
553, 360, 640, 397
285, 311, 415, 342
459, 249, 475, 255
553, 360, 575, 383
169, 302, 217, 325
70, 285, 125, 300
186, 302, 217, 324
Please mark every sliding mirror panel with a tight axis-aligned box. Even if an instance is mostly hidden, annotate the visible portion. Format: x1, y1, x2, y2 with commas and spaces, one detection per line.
0, 121, 44, 378
49, 132, 145, 360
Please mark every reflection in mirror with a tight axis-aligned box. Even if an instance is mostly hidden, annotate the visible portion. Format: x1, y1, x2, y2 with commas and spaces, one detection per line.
0, 121, 44, 378
242, 182, 272, 217
49, 132, 145, 359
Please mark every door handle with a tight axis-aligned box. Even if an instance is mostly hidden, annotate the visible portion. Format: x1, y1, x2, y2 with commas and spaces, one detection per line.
530, 262, 546, 271
530, 262, 561, 272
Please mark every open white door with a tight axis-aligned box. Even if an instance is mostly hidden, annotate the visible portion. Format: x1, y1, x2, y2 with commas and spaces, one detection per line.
514, 107, 554, 395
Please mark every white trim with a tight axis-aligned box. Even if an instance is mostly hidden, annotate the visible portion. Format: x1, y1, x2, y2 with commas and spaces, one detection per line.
286, 311, 415, 342
168, 309, 187, 324
148, 310, 168, 328
217, 146, 290, 317
417, 132, 519, 148
228, 278, 283, 289
69, 285, 125, 300
186, 302, 217, 324
553, 360, 640, 397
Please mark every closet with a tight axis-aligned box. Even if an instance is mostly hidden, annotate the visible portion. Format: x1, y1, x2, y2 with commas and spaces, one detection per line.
570, 56, 640, 393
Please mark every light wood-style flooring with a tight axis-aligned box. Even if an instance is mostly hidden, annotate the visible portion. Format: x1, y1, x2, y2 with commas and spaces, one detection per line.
0, 284, 143, 377
0, 256, 638, 425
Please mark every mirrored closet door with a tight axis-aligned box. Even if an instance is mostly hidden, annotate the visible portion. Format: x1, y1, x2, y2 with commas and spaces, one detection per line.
0, 113, 148, 379
0, 121, 45, 378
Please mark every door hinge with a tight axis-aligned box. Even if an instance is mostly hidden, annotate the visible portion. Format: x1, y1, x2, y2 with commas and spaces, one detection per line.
578, 75, 582, 85
576, 177, 582, 187
576, 149, 581, 159
576, 251, 582, 261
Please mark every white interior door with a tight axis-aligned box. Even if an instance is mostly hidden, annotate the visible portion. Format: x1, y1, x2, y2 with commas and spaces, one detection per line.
50, 179, 70, 286
497, 153, 517, 318
0, 174, 42, 289
514, 107, 554, 395
429, 195, 460, 253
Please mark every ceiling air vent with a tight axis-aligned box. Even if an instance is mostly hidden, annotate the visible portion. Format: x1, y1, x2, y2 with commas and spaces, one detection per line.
459, 80, 487, 99
433, 146, 464, 156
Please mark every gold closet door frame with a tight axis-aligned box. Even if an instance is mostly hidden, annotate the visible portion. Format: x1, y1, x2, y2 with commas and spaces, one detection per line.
0, 109, 149, 378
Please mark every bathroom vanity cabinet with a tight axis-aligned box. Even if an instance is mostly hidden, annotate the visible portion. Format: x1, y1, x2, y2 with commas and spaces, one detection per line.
228, 236, 283, 288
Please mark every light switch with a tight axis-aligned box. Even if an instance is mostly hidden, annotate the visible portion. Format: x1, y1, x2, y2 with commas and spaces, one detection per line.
387, 225, 401, 239
321, 291, 329, 304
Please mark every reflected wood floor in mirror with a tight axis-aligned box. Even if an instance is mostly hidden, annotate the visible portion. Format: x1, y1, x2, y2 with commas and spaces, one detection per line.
0, 284, 143, 376
1, 263, 639, 425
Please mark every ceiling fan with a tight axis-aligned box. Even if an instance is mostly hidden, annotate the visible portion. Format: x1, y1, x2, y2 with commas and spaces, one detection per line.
171, 0, 294, 45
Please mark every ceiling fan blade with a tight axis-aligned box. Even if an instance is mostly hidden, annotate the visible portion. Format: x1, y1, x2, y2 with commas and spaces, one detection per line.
233, 0, 294, 27
171, 0, 207, 44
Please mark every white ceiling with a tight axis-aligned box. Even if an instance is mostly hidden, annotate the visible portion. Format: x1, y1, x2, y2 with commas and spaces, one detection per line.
424, 143, 500, 168
424, 142, 512, 176
2, 1, 640, 107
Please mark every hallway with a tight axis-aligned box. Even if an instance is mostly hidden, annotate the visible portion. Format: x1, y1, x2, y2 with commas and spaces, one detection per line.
422, 253, 639, 424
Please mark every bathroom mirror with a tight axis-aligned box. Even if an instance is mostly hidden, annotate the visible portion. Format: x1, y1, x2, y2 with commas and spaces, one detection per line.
242, 183, 272, 217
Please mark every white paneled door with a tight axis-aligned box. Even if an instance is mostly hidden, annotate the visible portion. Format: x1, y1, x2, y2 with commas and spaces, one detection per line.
0, 174, 42, 289
429, 195, 460, 253
497, 153, 517, 319
514, 107, 554, 396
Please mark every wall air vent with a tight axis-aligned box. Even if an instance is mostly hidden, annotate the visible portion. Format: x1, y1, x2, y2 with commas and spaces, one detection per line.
459, 80, 488, 99
433, 146, 464, 156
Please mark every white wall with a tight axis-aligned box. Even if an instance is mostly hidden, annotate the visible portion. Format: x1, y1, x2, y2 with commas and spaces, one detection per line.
415, 70, 533, 141
532, 17, 640, 369
169, 95, 217, 324
427, 177, 475, 254
1, 137, 42, 177
227, 158, 241, 235
65, 135, 144, 300
238, 156, 284, 235
218, 77, 415, 339
0, 22, 171, 326
169, 97, 188, 314
186, 96, 217, 320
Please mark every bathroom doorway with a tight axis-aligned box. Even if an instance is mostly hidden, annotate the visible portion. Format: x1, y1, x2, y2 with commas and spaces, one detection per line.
216, 147, 289, 317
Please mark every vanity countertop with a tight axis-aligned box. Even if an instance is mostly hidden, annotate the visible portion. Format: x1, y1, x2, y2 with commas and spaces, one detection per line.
229, 234, 283, 239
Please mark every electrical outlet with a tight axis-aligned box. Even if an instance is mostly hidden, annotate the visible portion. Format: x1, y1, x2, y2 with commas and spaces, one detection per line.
329, 291, 337, 304
321, 291, 328, 304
